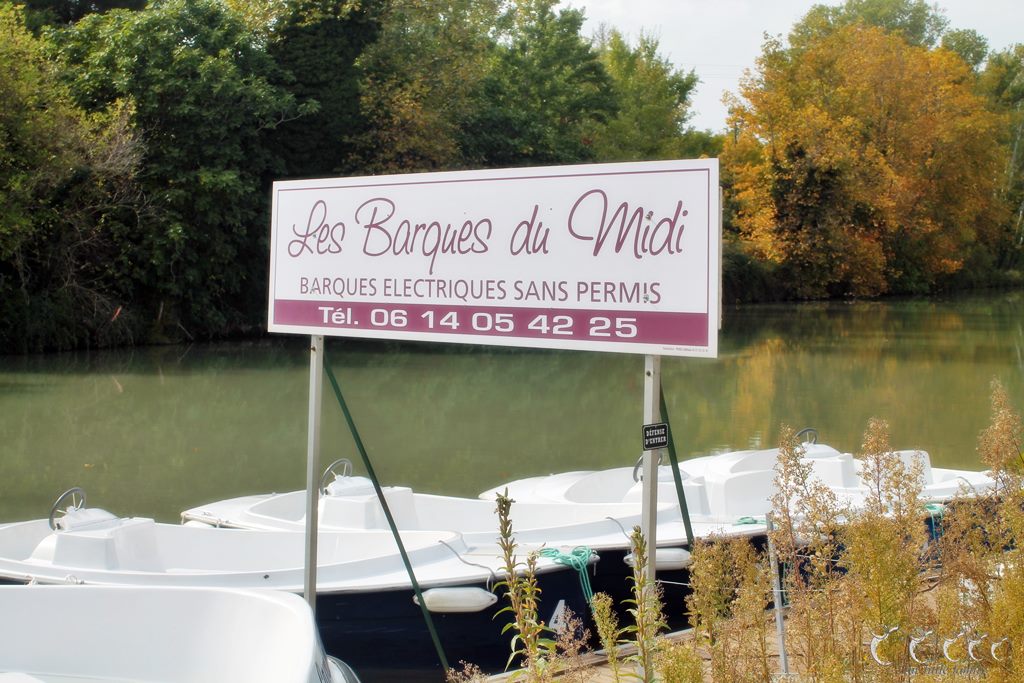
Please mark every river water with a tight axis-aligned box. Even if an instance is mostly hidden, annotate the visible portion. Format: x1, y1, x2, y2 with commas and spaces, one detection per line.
1, 292, 1021, 524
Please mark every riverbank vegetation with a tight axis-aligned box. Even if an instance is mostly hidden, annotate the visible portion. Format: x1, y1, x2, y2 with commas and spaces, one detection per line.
470, 380, 1022, 681
2, 0, 1022, 352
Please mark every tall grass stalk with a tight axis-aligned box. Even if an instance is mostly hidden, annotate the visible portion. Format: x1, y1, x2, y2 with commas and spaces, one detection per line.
967, 379, 1024, 682
770, 424, 851, 679
623, 526, 666, 681
591, 592, 624, 679
841, 418, 931, 680
552, 607, 590, 683
495, 491, 553, 681
687, 537, 772, 682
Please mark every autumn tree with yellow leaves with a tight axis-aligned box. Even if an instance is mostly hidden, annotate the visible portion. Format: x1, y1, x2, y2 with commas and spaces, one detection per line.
724, 23, 1007, 298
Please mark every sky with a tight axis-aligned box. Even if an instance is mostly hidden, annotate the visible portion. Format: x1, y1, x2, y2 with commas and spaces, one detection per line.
566, 0, 1023, 132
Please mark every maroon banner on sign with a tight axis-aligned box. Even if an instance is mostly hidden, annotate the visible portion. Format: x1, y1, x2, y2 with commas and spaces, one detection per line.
273, 300, 709, 348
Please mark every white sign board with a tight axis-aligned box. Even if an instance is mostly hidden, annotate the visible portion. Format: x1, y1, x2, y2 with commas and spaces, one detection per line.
269, 159, 720, 357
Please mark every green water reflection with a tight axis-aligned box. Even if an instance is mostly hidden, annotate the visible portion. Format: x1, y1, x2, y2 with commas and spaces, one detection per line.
1, 293, 1021, 523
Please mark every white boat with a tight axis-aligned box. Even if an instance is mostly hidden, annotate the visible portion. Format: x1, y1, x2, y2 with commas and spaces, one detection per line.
0, 584, 358, 683
180, 460, 770, 631
182, 458, 694, 551
473, 438, 995, 628
0, 489, 592, 676
479, 436, 995, 521
179, 438, 994, 635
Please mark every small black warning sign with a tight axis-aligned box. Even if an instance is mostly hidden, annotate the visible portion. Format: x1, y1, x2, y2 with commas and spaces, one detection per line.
642, 422, 669, 450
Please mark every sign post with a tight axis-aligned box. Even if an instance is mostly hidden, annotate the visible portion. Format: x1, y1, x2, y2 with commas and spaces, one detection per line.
641, 355, 662, 585
303, 335, 323, 611
267, 159, 721, 625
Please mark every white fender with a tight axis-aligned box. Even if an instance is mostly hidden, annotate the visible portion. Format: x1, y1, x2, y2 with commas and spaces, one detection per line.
413, 587, 497, 613
624, 547, 692, 571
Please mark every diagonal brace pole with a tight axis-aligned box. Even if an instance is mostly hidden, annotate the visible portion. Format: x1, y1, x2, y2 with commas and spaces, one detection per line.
658, 387, 695, 547
323, 358, 449, 672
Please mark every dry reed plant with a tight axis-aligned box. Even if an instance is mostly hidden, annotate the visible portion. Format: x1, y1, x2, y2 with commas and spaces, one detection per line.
935, 495, 999, 633
653, 639, 704, 683
964, 379, 1024, 682
978, 378, 1024, 483
623, 526, 667, 682
591, 591, 625, 679
762, 388, 1023, 683
444, 661, 488, 683
686, 537, 773, 682
932, 380, 1022, 683
769, 424, 855, 680
551, 607, 591, 683
841, 418, 933, 681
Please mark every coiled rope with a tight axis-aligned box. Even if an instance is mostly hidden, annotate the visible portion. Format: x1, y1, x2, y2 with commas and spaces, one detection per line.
924, 502, 946, 543
540, 546, 595, 604
736, 516, 765, 525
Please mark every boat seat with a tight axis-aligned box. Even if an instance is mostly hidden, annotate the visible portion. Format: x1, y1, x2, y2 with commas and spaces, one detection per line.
320, 486, 419, 529
58, 507, 120, 531
805, 451, 858, 488
850, 450, 934, 486
29, 517, 165, 571
621, 476, 710, 517
898, 450, 933, 484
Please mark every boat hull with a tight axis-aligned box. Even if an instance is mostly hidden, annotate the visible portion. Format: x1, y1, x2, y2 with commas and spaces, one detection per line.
312, 567, 586, 674
0, 585, 351, 683
0, 564, 588, 679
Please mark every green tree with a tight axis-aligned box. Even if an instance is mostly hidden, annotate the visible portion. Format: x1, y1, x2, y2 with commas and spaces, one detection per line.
980, 44, 1024, 271
587, 29, 699, 162
677, 128, 724, 160
459, 0, 614, 167
223, 0, 286, 45
264, 0, 382, 178
0, 4, 143, 351
51, 0, 305, 339
790, 0, 948, 49
19, 0, 145, 32
941, 28, 989, 70
349, 0, 500, 173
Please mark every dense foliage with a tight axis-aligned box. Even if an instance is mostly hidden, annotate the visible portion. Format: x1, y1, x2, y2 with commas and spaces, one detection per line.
724, 0, 1022, 298
0, 0, 1021, 351
0, 3, 142, 351
50, 0, 305, 341
726, 25, 1005, 297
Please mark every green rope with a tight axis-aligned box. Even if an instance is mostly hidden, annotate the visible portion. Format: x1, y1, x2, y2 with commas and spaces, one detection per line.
924, 502, 946, 544
736, 516, 765, 525
540, 547, 595, 604
659, 387, 695, 547
322, 358, 449, 672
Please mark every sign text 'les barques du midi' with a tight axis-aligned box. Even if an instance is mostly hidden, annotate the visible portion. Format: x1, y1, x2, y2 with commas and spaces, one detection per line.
269, 159, 720, 358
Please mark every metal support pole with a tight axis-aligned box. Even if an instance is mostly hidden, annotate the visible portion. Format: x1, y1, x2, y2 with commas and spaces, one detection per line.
303, 335, 324, 613
641, 354, 661, 585
766, 513, 789, 674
